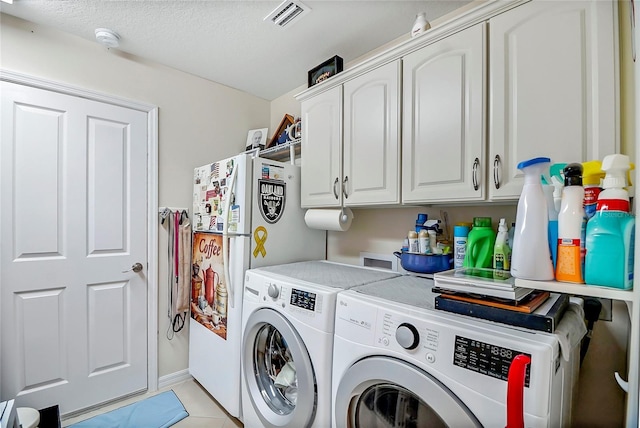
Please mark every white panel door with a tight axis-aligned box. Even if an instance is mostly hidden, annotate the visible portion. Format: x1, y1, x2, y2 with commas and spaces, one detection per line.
1, 82, 148, 415
300, 86, 343, 208
343, 60, 401, 206
489, 0, 617, 199
402, 23, 486, 204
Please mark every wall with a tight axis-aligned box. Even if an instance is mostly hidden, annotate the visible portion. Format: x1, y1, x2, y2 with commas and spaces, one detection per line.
270, 87, 302, 139
0, 13, 270, 379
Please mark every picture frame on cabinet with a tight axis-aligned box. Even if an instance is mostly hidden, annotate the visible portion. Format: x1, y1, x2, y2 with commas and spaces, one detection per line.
246, 128, 268, 151
308, 55, 343, 87
268, 114, 295, 148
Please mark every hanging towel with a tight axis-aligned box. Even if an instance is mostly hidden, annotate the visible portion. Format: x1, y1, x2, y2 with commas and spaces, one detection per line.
176, 215, 192, 314
164, 209, 191, 338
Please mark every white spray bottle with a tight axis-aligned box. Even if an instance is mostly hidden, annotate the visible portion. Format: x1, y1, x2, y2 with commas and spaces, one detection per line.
511, 157, 555, 280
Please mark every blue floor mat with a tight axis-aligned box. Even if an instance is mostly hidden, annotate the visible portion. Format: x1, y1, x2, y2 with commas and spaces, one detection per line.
69, 390, 189, 428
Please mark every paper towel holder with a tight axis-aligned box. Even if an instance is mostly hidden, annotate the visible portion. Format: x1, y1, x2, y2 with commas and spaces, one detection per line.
340, 207, 349, 224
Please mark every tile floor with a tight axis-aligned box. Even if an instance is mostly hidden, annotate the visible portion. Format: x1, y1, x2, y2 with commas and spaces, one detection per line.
62, 379, 243, 428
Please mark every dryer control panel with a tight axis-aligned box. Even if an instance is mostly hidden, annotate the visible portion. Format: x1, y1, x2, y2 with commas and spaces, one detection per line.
244, 271, 338, 332
290, 288, 317, 311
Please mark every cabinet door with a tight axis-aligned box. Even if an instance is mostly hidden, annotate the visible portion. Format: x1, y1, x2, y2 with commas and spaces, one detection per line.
402, 23, 485, 204
300, 86, 342, 208
489, 0, 617, 199
343, 61, 401, 206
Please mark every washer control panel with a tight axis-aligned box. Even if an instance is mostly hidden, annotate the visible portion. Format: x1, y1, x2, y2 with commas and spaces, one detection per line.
454, 336, 531, 386
395, 323, 420, 350
375, 311, 441, 361
372, 307, 531, 384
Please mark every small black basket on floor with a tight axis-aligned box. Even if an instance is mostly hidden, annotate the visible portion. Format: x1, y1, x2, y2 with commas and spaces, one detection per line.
38, 405, 61, 428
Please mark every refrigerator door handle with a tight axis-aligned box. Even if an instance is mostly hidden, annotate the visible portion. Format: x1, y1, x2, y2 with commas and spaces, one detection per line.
222, 163, 239, 308
224, 232, 250, 237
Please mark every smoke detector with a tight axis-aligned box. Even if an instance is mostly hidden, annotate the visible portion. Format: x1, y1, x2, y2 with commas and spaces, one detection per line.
95, 28, 120, 48
264, 0, 310, 29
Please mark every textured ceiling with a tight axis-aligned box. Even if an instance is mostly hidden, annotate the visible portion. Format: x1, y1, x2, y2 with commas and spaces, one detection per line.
0, 0, 472, 100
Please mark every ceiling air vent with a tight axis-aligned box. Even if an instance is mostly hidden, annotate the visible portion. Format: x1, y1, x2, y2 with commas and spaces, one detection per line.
264, 0, 310, 28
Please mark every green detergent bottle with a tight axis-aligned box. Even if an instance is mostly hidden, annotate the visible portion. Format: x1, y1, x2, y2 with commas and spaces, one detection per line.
463, 217, 496, 269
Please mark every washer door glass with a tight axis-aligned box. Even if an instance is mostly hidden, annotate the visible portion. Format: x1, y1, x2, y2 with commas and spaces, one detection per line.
254, 323, 297, 414
353, 383, 447, 428
335, 356, 481, 428
243, 308, 317, 428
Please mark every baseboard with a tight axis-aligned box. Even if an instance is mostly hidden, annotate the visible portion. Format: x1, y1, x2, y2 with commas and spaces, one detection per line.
158, 369, 193, 390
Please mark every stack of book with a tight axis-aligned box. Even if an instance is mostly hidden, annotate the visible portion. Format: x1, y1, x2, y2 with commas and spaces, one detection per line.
433, 268, 569, 333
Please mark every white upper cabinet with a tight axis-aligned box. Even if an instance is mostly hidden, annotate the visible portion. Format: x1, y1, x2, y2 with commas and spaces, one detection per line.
402, 23, 486, 204
343, 61, 401, 206
300, 61, 400, 208
297, 0, 618, 207
300, 86, 342, 207
489, 0, 617, 199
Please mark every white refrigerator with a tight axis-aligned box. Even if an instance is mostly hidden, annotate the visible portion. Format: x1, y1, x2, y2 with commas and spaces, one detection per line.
188, 153, 326, 420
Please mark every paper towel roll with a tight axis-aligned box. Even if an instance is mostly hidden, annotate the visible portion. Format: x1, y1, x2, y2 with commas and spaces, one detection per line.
304, 208, 354, 231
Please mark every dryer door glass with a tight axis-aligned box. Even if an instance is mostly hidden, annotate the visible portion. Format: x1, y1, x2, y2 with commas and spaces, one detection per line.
254, 324, 297, 414
352, 384, 446, 428
243, 308, 317, 428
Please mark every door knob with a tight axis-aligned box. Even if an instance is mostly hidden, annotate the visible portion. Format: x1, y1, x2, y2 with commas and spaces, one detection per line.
123, 262, 144, 273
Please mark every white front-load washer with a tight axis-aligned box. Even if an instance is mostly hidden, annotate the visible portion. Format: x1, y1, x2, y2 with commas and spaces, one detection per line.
332, 275, 585, 428
241, 260, 400, 428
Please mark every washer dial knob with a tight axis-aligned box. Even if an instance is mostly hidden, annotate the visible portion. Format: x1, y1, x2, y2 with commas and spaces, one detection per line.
267, 283, 280, 299
396, 323, 419, 350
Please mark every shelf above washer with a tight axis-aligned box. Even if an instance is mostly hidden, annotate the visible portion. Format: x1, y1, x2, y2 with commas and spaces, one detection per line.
514, 278, 634, 302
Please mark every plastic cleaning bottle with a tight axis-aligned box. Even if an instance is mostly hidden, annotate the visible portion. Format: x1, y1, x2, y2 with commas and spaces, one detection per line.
428, 229, 442, 254
542, 180, 559, 270
416, 213, 428, 233
418, 229, 430, 254
550, 163, 567, 213
511, 157, 555, 280
585, 154, 635, 289
453, 225, 470, 269
596, 155, 632, 212
463, 217, 496, 269
493, 219, 511, 271
582, 160, 605, 220
556, 163, 587, 284
508, 222, 515, 248
408, 230, 419, 253
546, 163, 565, 270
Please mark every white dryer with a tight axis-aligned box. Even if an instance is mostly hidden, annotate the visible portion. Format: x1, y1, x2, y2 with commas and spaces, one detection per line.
332, 275, 586, 428
241, 260, 400, 428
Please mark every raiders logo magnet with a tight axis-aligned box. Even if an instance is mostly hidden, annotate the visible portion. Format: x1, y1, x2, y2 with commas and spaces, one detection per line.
258, 179, 286, 224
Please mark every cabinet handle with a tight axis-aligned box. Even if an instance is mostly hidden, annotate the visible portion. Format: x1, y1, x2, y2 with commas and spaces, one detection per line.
472, 158, 480, 191
333, 177, 339, 200
342, 176, 349, 199
493, 154, 501, 190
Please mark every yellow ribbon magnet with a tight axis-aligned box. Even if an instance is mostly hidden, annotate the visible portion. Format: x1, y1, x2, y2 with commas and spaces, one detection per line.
253, 226, 268, 258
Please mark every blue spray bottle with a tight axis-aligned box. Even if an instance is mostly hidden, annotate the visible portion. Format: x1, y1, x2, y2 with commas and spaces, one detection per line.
544, 163, 566, 269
